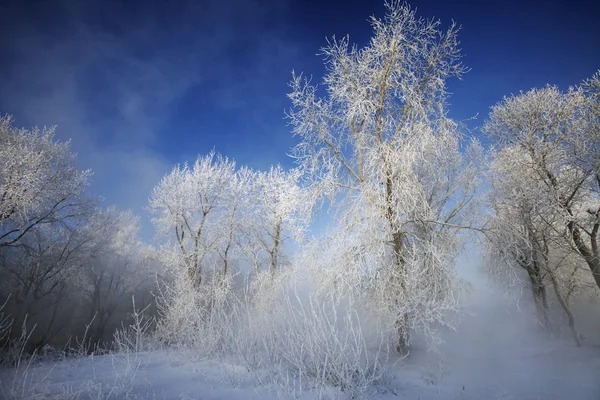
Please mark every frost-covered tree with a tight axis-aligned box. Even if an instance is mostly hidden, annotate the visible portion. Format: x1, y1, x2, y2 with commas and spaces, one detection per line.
484, 74, 600, 345
0, 117, 155, 352
249, 166, 313, 278
484, 147, 580, 340
0, 222, 88, 348
215, 166, 252, 279
0, 115, 96, 349
484, 78, 600, 292
150, 152, 314, 286
149, 151, 236, 285
0, 205, 155, 351
0, 115, 92, 248
287, 1, 483, 353
573, 71, 600, 289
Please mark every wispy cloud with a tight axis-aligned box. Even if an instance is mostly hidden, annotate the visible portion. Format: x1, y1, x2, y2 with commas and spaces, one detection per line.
0, 0, 300, 238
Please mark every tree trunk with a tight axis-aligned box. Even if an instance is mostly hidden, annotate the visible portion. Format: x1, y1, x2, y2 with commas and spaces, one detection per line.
568, 217, 600, 291
548, 270, 582, 346
222, 245, 230, 279
270, 220, 282, 280
187, 266, 196, 283
386, 175, 409, 355
527, 267, 550, 330
395, 308, 410, 355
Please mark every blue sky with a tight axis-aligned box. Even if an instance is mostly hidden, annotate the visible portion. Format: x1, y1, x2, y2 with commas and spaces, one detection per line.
1, 0, 599, 239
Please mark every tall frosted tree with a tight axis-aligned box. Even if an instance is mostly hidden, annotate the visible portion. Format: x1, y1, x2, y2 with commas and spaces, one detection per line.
287, 1, 483, 353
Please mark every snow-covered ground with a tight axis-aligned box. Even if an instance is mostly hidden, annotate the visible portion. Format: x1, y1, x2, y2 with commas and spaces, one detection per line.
399, 292, 600, 400
2, 287, 599, 400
